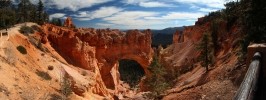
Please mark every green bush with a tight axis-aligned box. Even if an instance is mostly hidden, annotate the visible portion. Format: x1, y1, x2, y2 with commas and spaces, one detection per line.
143, 57, 170, 99
16, 45, 27, 55
31, 25, 41, 32
36, 70, 52, 80
19, 26, 34, 34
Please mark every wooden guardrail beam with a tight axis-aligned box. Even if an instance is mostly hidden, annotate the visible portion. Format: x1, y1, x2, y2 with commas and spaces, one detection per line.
247, 44, 266, 79
234, 52, 261, 100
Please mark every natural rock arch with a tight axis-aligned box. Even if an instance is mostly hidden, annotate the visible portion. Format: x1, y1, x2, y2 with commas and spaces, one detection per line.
41, 23, 153, 94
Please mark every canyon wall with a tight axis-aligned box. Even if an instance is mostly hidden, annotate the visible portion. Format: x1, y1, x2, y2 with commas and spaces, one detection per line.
40, 18, 153, 97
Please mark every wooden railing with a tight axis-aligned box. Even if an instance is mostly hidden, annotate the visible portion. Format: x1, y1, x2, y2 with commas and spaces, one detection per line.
234, 52, 262, 100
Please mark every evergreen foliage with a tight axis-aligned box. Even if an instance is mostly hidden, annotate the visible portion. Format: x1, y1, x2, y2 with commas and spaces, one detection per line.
50, 18, 63, 26
210, 20, 219, 54
197, 33, 213, 71
144, 57, 169, 99
243, 0, 266, 49
19, 26, 34, 34
0, 0, 49, 29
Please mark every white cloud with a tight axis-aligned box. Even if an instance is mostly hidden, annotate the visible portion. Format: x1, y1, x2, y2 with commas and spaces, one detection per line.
174, 0, 225, 9
101, 11, 204, 29
145, 12, 205, 20
103, 11, 166, 28
73, 6, 123, 21
49, 13, 66, 20
122, 0, 174, 8
44, 0, 113, 11
122, 0, 148, 5
199, 8, 219, 12
139, 1, 175, 8
96, 23, 115, 28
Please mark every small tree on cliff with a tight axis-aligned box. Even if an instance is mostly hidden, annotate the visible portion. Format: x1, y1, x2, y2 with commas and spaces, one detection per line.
144, 56, 169, 99
197, 33, 213, 71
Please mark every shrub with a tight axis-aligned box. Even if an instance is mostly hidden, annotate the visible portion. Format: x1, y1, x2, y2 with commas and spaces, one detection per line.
81, 70, 87, 76
19, 26, 34, 34
49, 94, 62, 100
61, 75, 72, 99
31, 25, 41, 32
16, 45, 27, 55
36, 70, 52, 80
48, 65, 54, 71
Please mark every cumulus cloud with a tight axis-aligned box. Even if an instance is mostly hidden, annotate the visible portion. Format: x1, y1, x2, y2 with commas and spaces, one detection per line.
73, 6, 123, 21
102, 11, 165, 28
49, 13, 66, 20
101, 11, 204, 29
44, 0, 113, 11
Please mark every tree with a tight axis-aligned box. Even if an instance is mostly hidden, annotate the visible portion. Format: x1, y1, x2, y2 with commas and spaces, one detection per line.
43, 12, 49, 23
0, 0, 12, 8
210, 20, 219, 54
50, 18, 62, 26
0, 0, 15, 29
0, 7, 16, 29
17, 0, 34, 22
144, 56, 169, 99
238, 0, 266, 53
197, 33, 213, 71
37, 0, 44, 24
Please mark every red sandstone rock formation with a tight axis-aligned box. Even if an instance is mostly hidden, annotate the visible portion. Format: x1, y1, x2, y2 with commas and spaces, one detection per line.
173, 30, 184, 44
64, 17, 75, 28
40, 18, 153, 98
162, 16, 244, 99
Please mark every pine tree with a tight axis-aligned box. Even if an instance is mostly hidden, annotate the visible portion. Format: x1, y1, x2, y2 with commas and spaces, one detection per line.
37, 0, 44, 25
197, 33, 213, 71
210, 21, 218, 54
50, 18, 62, 26
0, 0, 15, 29
43, 12, 49, 23
18, 0, 34, 22
0, 0, 12, 8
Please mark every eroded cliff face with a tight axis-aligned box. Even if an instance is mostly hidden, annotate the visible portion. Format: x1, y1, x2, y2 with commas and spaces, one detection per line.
162, 16, 245, 99
40, 18, 153, 98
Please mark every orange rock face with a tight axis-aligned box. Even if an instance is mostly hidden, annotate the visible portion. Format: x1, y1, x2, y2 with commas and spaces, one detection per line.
173, 30, 184, 43
41, 20, 153, 97
64, 17, 75, 28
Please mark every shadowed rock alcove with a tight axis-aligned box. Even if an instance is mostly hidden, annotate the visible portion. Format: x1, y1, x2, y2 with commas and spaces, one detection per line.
119, 59, 145, 88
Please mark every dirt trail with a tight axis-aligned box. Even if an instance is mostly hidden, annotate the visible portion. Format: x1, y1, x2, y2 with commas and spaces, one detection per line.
0, 23, 36, 47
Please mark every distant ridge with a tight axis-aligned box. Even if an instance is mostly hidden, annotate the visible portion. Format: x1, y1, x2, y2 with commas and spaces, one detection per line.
152, 27, 184, 48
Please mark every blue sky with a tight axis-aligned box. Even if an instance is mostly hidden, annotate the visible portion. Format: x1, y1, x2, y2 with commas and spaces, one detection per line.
29, 0, 232, 29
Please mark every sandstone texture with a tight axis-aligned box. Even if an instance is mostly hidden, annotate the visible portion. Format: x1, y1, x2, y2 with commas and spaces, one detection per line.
161, 15, 246, 100
40, 19, 153, 98
64, 17, 75, 28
